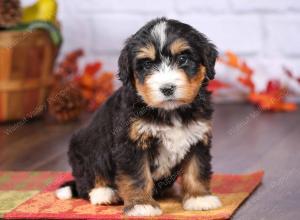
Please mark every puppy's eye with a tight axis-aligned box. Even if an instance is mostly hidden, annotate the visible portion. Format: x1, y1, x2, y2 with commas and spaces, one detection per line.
177, 54, 189, 66
142, 60, 153, 70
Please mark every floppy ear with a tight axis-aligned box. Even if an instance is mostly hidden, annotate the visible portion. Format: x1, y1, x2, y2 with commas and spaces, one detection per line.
204, 43, 218, 80
118, 45, 132, 86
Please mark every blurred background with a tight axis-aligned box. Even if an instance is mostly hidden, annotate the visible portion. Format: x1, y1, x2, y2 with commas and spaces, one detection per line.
0, 1, 300, 219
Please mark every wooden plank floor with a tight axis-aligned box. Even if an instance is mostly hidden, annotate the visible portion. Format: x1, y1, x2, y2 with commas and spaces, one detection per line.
0, 103, 299, 219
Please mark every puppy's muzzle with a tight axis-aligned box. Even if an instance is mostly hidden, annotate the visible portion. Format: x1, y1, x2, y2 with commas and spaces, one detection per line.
160, 84, 176, 97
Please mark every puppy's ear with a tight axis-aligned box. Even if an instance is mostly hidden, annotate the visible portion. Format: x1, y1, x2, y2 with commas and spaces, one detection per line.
118, 44, 132, 86
204, 43, 218, 80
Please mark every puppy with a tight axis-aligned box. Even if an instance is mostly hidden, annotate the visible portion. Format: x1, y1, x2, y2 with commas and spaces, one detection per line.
56, 17, 222, 216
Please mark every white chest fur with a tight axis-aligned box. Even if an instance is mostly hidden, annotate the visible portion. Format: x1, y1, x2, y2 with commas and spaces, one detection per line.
136, 118, 211, 180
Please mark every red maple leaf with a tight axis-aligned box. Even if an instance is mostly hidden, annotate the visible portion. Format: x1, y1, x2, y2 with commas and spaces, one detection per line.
207, 80, 230, 93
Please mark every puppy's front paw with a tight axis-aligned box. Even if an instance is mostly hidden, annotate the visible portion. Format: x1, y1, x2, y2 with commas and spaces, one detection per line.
89, 187, 119, 205
125, 204, 162, 216
183, 195, 222, 211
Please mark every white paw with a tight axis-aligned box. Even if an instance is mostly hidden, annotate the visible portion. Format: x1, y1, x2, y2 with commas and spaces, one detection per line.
55, 186, 72, 200
183, 195, 222, 211
89, 187, 119, 205
126, 204, 162, 216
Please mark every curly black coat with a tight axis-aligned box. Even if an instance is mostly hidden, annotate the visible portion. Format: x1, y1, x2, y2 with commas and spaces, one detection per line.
62, 17, 219, 215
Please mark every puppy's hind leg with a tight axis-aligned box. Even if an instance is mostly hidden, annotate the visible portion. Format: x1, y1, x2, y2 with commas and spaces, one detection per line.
89, 176, 121, 205
88, 148, 120, 205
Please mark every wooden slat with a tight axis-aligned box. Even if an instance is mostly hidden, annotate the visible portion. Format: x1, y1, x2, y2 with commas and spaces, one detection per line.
0, 30, 57, 121
0, 48, 12, 80
0, 48, 12, 120
0, 78, 53, 91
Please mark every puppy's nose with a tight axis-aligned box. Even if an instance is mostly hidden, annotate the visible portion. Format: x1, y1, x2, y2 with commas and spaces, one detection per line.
160, 84, 176, 96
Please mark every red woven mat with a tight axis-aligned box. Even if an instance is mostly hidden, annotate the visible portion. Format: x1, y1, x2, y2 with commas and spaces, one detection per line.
0, 171, 264, 219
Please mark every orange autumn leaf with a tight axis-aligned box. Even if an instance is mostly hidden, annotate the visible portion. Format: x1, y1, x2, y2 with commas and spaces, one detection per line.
238, 76, 255, 92
279, 103, 297, 112
98, 72, 114, 81
238, 62, 255, 91
95, 72, 114, 91
264, 102, 296, 112
207, 79, 230, 93
220, 51, 256, 92
248, 92, 276, 111
79, 74, 95, 89
224, 51, 239, 68
248, 89, 269, 104
77, 69, 115, 112
88, 92, 111, 111
217, 51, 297, 112
248, 80, 297, 112
100, 83, 114, 96
95, 92, 109, 105
66, 49, 84, 63
55, 49, 116, 113
81, 89, 93, 100
240, 62, 253, 75
83, 62, 102, 76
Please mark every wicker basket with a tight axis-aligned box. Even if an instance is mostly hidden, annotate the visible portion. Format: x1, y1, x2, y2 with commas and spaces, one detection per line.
0, 29, 58, 122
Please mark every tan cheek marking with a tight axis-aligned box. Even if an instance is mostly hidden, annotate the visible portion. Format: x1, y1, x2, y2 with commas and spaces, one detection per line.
136, 44, 156, 60
170, 38, 191, 55
129, 119, 152, 150
135, 77, 158, 107
181, 66, 206, 103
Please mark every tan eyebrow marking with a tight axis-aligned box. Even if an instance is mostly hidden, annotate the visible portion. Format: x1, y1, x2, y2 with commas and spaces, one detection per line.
170, 38, 191, 55
136, 44, 156, 60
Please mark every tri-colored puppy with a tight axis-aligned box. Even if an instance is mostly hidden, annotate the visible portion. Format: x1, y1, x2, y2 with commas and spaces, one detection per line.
56, 17, 222, 216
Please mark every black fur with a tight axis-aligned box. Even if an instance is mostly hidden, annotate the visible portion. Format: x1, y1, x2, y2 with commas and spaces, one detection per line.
65, 17, 218, 211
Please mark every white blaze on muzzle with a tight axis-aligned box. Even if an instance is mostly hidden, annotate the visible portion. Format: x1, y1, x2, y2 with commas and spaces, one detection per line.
146, 61, 186, 109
